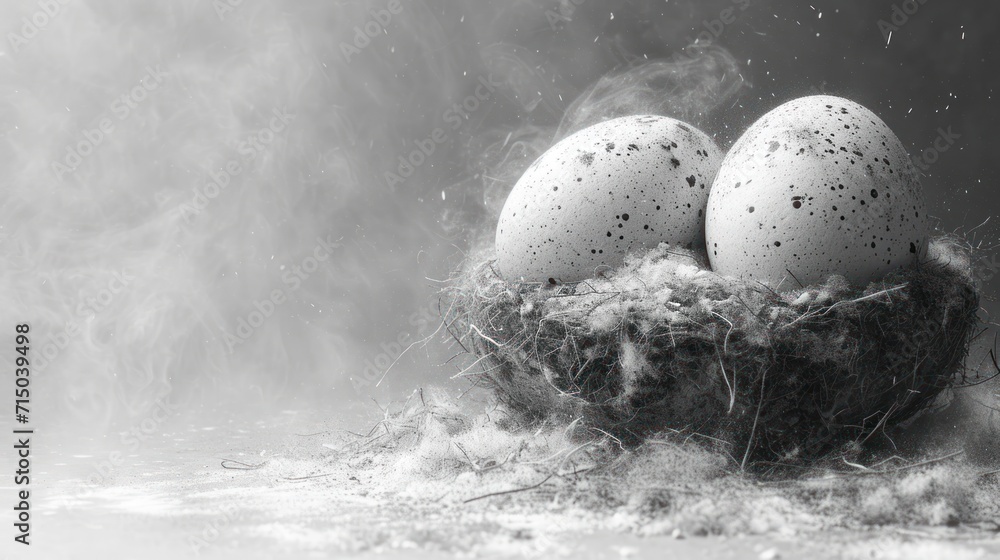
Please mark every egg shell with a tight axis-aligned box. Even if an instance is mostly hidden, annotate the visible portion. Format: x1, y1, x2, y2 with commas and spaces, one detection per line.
496, 115, 722, 283
705, 95, 928, 289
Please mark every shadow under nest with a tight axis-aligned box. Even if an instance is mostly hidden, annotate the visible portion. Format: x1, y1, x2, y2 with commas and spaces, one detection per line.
445, 237, 984, 470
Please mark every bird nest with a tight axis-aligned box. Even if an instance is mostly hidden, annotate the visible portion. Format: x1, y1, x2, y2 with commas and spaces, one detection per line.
445, 237, 981, 468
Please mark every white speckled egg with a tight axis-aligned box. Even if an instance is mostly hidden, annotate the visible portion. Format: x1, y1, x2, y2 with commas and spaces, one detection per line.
496, 115, 722, 283
705, 95, 928, 289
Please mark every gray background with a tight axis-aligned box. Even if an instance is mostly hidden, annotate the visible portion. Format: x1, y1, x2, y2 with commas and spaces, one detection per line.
3, 0, 996, 435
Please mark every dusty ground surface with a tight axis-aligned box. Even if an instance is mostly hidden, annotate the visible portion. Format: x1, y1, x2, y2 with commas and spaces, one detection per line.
4, 406, 999, 560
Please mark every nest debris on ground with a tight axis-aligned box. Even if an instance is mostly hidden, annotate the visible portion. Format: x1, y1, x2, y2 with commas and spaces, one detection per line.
445, 237, 983, 468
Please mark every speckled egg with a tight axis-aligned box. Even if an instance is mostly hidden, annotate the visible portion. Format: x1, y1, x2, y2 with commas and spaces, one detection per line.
705, 96, 928, 289
496, 115, 722, 283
